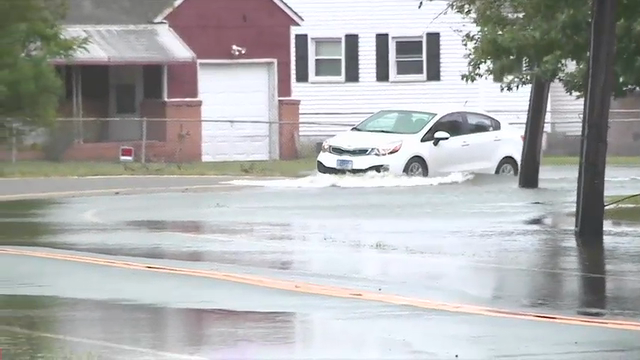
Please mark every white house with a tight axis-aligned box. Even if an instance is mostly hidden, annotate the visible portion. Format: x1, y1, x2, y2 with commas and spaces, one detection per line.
287, 0, 585, 147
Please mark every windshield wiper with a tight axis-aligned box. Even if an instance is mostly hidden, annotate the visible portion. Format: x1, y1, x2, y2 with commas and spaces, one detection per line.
365, 129, 396, 134
351, 127, 362, 131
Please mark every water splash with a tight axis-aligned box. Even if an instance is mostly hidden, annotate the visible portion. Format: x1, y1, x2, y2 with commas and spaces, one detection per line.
224, 172, 474, 188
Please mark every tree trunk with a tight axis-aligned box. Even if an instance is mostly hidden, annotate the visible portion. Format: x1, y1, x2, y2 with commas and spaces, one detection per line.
577, 244, 606, 316
575, 64, 590, 237
518, 76, 550, 189
575, 0, 618, 245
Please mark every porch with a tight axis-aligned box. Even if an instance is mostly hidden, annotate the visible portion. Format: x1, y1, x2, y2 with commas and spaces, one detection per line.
50, 24, 201, 162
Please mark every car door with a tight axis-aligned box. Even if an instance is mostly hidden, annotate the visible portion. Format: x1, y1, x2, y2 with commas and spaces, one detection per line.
463, 112, 502, 171
420, 112, 473, 174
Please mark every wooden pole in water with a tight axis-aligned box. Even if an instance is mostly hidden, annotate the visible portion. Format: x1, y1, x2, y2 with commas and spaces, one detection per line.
575, 0, 618, 245
518, 76, 550, 189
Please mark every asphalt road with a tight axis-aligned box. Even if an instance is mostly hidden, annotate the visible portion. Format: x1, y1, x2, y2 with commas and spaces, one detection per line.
1, 166, 640, 359
0, 176, 243, 200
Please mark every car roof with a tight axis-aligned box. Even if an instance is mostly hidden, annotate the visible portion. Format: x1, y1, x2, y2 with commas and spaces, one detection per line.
377, 106, 495, 117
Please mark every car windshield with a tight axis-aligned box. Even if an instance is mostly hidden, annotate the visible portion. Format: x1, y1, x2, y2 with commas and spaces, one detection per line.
352, 110, 437, 134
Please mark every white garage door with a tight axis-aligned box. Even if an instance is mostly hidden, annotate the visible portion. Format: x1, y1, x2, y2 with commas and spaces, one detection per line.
199, 63, 271, 161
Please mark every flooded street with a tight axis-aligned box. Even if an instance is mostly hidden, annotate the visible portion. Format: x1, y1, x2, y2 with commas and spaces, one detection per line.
1, 165, 640, 359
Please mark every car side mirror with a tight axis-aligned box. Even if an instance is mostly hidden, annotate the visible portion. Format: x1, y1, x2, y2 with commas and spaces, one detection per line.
432, 131, 451, 146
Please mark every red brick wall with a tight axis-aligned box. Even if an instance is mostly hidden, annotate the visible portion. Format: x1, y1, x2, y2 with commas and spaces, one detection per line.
164, 0, 297, 99
164, 99, 202, 162
279, 98, 300, 160
140, 99, 167, 142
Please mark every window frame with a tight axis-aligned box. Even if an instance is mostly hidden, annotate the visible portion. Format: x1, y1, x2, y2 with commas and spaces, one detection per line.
309, 37, 345, 83
390, 36, 426, 82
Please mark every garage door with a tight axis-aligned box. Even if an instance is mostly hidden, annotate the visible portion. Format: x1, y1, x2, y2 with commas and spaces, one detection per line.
199, 63, 271, 161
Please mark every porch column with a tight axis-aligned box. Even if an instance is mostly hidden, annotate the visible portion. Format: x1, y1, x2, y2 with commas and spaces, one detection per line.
71, 66, 84, 143
162, 65, 168, 100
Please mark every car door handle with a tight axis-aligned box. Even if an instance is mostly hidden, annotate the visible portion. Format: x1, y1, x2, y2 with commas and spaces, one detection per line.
461, 142, 470, 147
493, 137, 501, 142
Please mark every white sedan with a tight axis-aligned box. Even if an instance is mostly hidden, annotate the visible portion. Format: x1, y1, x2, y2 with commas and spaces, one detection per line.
316, 107, 524, 177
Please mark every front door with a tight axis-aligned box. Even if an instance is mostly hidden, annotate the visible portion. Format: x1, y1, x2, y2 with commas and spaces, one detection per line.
421, 112, 473, 174
108, 66, 143, 141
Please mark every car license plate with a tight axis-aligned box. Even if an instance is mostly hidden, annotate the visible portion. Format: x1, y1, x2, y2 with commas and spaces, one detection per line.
336, 159, 353, 170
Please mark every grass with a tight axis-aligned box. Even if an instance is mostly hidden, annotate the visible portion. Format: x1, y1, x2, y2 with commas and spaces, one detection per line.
541, 156, 640, 166
604, 194, 640, 223
0, 158, 317, 178
1, 155, 640, 178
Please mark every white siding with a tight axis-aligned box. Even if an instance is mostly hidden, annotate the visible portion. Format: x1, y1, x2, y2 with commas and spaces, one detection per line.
288, 0, 533, 140
478, 81, 534, 133
289, 0, 601, 142
549, 82, 583, 135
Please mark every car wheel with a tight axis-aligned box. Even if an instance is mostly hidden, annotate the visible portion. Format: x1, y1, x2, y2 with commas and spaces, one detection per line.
495, 157, 518, 176
403, 157, 428, 177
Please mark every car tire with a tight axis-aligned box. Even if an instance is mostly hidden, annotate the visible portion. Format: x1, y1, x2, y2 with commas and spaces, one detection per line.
403, 157, 428, 177
495, 157, 519, 176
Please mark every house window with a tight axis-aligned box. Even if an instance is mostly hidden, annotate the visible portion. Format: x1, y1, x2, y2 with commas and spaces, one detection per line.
311, 38, 343, 80
115, 84, 137, 114
391, 37, 424, 80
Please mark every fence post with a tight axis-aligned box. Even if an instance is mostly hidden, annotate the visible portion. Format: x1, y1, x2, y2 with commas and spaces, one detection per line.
10, 121, 17, 164
141, 118, 147, 164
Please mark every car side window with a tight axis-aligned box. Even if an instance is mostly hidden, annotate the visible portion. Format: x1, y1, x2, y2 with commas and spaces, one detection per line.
423, 113, 467, 141
491, 118, 501, 131
466, 113, 500, 134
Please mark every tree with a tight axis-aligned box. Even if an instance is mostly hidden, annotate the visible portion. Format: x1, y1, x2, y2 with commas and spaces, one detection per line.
0, 0, 84, 129
421, 0, 640, 189
421, 0, 640, 97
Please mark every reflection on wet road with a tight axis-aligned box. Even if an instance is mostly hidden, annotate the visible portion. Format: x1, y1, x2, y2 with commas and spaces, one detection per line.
2, 166, 640, 359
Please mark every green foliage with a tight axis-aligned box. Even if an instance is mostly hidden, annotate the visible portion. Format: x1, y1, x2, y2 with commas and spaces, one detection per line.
0, 0, 85, 128
421, 0, 640, 98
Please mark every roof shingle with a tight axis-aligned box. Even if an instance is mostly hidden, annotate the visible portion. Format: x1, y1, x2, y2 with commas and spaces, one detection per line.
52, 24, 196, 64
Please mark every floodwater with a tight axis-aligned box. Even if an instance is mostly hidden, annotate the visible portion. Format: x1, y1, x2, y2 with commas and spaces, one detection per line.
1, 165, 640, 359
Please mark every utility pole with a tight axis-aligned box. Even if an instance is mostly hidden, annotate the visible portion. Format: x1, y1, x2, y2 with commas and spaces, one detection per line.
575, 0, 618, 245
518, 76, 550, 189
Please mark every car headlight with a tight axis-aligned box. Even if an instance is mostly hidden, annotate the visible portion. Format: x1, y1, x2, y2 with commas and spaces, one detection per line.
321, 141, 330, 153
369, 141, 402, 156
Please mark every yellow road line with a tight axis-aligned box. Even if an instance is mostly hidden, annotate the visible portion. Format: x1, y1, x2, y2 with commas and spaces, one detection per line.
2, 247, 639, 331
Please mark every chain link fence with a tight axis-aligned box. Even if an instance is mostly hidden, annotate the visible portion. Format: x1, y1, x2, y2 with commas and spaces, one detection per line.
2, 109, 640, 164
0, 117, 301, 164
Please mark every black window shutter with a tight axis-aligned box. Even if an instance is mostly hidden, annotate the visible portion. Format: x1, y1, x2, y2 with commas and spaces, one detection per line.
295, 34, 309, 82
375, 33, 389, 82
426, 32, 441, 81
344, 34, 359, 82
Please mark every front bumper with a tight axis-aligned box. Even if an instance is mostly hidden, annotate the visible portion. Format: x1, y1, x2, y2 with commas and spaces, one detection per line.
316, 152, 402, 174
